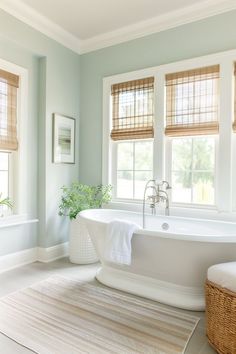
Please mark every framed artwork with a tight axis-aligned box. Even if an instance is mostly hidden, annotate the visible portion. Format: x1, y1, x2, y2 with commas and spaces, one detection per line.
52, 113, 75, 164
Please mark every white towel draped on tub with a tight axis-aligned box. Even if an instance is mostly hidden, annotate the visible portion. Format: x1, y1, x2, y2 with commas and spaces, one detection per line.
104, 219, 141, 265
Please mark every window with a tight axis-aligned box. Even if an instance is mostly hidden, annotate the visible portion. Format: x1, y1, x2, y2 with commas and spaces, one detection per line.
165, 65, 219, 206
165, 65, 219, 136
0, 152, 9, 197
111, 77, 154, 140
115, 140, 153, 200
104, 50, 236, 213
0, 68, 19, 215
110, 77, 154, 200
170, 137, 215, 205
0, 152, 10, 215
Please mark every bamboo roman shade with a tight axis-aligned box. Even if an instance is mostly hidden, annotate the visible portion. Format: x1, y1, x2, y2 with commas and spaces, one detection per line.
110, 77, 154, 141
165, 65, 219, 137
0, 69, 19, 151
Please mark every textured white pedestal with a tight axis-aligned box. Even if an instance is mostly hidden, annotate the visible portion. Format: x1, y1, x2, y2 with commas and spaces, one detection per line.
69, 216, 98, 264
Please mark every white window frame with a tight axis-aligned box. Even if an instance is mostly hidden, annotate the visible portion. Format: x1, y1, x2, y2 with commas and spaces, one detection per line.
103, 69, 158, 195
0, 152, 12, 216
103, 49, 236, 218
111, 139, 154, 202
0, 58, 29, 219
165, 135, 218, 209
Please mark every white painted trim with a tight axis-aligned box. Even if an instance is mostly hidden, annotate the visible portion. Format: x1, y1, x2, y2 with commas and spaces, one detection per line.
103, 48, 236, 215
0, 0, 236, 54
16, 62, 29, 215
0, 247, 38, 274
107, 201, 236, 222
0, 216, 38, 229
0, 0, 81, 54
102, 66, 157, 191
37, 242, 69, 263
233, 135, 236, 211
0, 242, 69, 273
217, 59, 234, 211
0, 214, 28, 226
97, 266, 205, 311
80, 0, 236, 53
0, 58, 29, 217
102, 80, 111, 186
155, 72, 165, 181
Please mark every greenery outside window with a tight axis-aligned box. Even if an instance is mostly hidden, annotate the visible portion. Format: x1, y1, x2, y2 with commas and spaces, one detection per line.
115, 140, 153, 200
170, 137, 215, 205
0, 68, 19, 216
104, 50, 236, 212
111, 76, 154, 200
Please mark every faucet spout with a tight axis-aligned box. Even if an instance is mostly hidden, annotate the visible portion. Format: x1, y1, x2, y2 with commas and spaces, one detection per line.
142, 179, 171, 228
159, 190, 170, 216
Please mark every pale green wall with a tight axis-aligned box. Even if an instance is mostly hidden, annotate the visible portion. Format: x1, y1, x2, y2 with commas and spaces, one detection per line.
79, 10, 236, 185
0, 10, 80, 253
1, 8, 236, 256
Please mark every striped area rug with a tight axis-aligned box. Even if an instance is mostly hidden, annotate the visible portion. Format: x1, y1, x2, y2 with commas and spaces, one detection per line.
0, 275, 199, 354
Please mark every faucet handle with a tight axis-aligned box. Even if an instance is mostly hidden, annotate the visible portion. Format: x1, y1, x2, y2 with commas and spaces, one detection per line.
156, 180, 171, 190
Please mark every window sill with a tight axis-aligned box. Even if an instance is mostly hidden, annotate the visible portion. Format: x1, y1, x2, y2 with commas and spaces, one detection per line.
0, 214, 38, 229
107, 201, 236, 222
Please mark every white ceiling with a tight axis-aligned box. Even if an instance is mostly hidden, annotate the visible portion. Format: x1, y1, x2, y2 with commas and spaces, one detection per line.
0, 0, 236, 53
17, 0, 199, 40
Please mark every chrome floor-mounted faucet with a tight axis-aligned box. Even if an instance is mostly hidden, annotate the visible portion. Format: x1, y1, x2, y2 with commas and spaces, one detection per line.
142, 180, 171, 228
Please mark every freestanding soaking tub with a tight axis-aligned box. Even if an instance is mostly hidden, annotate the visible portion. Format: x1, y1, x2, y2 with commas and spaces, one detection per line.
79, 209, 236, 311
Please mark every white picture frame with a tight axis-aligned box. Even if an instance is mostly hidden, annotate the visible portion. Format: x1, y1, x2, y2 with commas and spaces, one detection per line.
52, 113, 75, 164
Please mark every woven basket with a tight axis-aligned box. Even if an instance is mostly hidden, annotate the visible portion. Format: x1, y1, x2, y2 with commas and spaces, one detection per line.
205, 279, 236, 354
69, 216, 99, 264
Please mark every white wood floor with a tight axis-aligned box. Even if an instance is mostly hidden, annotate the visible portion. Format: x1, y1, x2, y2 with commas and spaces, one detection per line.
0, 258, 216, 354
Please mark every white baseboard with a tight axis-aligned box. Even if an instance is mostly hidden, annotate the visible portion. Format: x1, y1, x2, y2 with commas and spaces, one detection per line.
0, 247, 38, 274
0, 242, 69, 273
37, 242, 69, 263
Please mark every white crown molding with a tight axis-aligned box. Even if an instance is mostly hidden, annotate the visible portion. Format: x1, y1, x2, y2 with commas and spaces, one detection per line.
0, 0, 236, 55
0, 0, 82, 54
80, 0, 236, 54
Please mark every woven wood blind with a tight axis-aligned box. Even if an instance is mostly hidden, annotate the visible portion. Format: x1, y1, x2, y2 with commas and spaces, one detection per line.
165, 65, 219, 137
0, 69, 19, 151
111, 77, 154, 141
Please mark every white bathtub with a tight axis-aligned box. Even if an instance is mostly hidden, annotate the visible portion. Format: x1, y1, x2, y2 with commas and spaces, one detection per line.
79, 208, 236, 311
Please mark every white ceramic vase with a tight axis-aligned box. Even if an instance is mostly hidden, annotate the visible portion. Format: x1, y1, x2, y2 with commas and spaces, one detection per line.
69, 215, 99, 264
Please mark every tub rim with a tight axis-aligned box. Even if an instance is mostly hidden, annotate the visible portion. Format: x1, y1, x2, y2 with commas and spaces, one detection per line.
79, 208, 236, 243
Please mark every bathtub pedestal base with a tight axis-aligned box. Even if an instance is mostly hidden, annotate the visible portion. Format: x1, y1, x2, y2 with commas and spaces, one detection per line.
96, 265, 205, 311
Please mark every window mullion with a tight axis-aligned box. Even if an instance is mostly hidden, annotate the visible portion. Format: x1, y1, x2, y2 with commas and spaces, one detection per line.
112, 143, 118, 199
154, 72, 165, 180
133, 142, 135, 199
191, 138, 194, 203
217, 59, 234, 212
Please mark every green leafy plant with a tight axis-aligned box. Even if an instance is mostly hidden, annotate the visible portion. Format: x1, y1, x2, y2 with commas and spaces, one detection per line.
0, 193, 13, 209
59, 182, 112, 220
